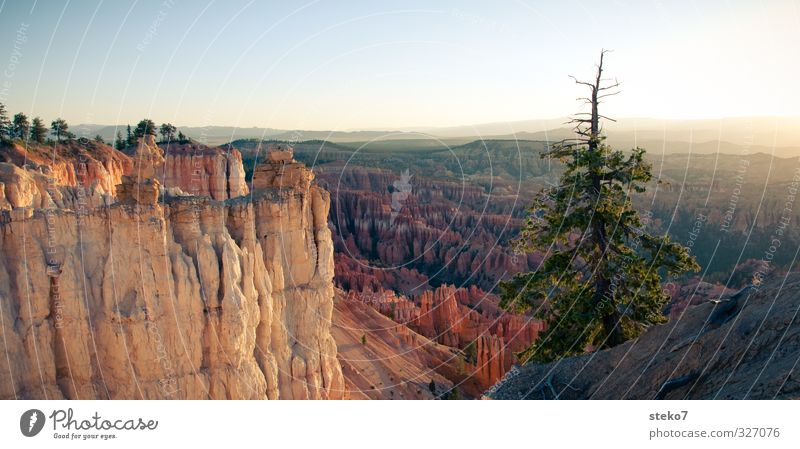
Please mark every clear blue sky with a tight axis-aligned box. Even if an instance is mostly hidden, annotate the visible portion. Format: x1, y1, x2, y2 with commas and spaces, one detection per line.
0, 0, 797, 130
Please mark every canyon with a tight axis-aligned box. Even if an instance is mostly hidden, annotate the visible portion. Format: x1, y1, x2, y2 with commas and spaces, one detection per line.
4, 135, 798, 400
0, 137, 532, 399
310, 162, 547, 390
341, 284, 542, 390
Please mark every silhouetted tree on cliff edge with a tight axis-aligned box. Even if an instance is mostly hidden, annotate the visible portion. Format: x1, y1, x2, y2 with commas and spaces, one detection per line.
12, 113, 30, 140
115, 130, 126, 150
159, 122, 176, 143
0, 103, 10, 140
500, 51, 698, 363
50, 118, 71, 143
134, 119, 157, 138
30, 117, 47, 144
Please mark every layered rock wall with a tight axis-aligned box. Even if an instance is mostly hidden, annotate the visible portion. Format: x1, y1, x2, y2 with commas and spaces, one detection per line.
0, 140, 134, 210
159, 141, 248, 200
0, 155, 343, 399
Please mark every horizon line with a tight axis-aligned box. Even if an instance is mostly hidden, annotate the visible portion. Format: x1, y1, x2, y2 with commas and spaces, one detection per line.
58, 114, 800, 134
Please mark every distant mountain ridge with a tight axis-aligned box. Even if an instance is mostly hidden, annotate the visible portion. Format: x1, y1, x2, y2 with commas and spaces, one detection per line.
74, 116, 800, 153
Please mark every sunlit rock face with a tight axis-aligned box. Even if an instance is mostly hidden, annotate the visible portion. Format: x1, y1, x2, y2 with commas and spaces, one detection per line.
252, 144, 313, 192
0, 152, 344, 399
0, 140, 134, 210
158, 140, 248, 201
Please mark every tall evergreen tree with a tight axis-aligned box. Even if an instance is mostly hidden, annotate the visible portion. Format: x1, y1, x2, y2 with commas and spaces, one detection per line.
0, 102, 10, 140
115, 130, 126, 150
177, 131, 187, 143
134, 119, 157, 138
30, 117, 47, 144
500, 51, 699, 363
50, 118, 69, 143
159, 123, 176, 143
126, 124, 134, 145
12, 113, 30, 140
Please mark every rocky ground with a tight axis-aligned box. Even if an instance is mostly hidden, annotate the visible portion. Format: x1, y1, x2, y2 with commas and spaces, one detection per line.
488, 273, 800, 399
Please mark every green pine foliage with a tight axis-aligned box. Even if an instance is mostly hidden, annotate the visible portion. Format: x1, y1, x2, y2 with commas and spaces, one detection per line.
500, 52, 699, 364
134, 119, 157, 138
50, 118, 72, 142
11, 113, 30, 140
114, 130, 126, 150
159, 123, 176, 143
0, 103, 11, 140
30, 117, 47, 143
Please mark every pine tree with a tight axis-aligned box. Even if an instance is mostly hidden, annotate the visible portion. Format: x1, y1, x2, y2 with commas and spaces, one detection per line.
50, 118, 69, 143
159, 123, 176, 143
115, 130, 125, 150
0, 102, 10, 140
30, 117, 47, 144
177, 131, 187, 143
134, 119, 157, 138
500, 51, 699, 363
12, 113, 30, 140
126, 124, 134, 145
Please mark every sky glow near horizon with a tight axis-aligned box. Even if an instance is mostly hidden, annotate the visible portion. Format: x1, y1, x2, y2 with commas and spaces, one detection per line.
0, 0, 797, 130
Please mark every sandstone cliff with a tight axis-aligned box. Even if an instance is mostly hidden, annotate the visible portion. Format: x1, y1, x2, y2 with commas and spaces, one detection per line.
0, 149, 343, 399
0, 140, 133, 210
158, 140, 248, 200
0, 137, 250, 214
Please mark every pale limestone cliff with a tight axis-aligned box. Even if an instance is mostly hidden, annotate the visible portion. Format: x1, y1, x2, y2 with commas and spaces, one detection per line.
0, 139, 133, 211
0, 163, 44, 209
0, 137, 249, 212
159, 141, 248, 200
0, 161, 120, 211
252, 144, 312, 192
0, 154, 344, 399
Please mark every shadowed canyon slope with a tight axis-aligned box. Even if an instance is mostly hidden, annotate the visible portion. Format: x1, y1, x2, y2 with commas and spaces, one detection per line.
340, 284, 541, 390
332, 290, 470, 399
488, 274, 800, 400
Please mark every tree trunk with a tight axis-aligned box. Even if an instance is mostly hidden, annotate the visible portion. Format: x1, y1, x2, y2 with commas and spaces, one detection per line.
587, 51, 624, 348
